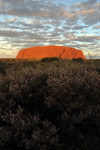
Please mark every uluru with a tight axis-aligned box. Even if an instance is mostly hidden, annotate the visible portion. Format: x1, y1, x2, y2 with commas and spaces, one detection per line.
16, 45, 86, 60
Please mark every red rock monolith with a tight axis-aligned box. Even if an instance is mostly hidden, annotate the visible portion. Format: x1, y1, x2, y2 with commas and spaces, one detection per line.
16, 45, 86, 59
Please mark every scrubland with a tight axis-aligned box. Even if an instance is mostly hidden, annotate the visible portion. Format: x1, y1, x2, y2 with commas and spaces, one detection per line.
0, 58, 100, 150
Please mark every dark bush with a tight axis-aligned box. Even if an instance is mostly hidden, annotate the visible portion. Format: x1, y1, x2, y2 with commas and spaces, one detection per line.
41, 57, 62, 62
0, 62, 8, 74
72, 57, 84, 62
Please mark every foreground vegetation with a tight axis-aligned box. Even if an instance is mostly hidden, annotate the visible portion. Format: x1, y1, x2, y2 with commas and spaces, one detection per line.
0, 58, 100, 150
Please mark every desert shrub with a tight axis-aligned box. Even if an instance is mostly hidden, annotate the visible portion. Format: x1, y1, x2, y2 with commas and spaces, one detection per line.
95, 67, 100, 74
8, 60, 38, 71
0, 106, 58, 150
41, 57, 62, 62
0, 67, 48, 115
0, 63, 100, 150
72, 57, 84, 63
44, 65, 100, 150
0, 62, 8, 74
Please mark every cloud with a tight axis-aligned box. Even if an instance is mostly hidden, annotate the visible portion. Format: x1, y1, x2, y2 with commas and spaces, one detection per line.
93, 25, 100, 29
0, 29, 40, 37
0, 1, 3, 7
0, 30, 20, 37
74, 35, 100, 42
74, 0, 100, 25
0, 48, 18, 58
0, 0, 100, 58
0, 0, 99, 26
0, 0, 63, 19
75, 0, 97, 10
82, 11, 100, 25
5, 17, 19, 22
71, 25, 88, 30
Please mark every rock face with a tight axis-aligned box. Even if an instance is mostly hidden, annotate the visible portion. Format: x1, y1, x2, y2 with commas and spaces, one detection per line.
16, 45, 86, 59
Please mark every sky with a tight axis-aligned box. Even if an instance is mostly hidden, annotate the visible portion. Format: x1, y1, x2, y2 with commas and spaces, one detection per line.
0, 0, 100, 58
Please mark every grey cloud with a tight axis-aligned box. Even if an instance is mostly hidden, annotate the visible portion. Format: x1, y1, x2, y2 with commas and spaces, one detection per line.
0, 0, 64, 19
0, 30, 44, 39
0, 0, 79, 29
75, 35, 100, 43
72, 25, 88, 30
63, 25, 88, 30
74, 0, 100, 25
82, 11, 100, 25
0, 0, 99, 27
75, 0, 97, 10
0, 30, 21, 37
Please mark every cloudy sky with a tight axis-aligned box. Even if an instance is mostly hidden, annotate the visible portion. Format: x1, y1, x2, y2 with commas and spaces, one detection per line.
0, 0, 100, 58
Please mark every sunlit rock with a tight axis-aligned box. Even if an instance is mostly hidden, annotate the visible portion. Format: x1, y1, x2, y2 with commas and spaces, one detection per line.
16, 45, 86, 60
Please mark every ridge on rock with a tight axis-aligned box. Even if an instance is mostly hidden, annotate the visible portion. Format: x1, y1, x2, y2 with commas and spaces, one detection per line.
16, 45, 86, 59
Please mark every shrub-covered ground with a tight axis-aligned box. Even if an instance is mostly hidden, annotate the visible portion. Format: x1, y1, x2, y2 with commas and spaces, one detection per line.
0, 58, 100, 150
